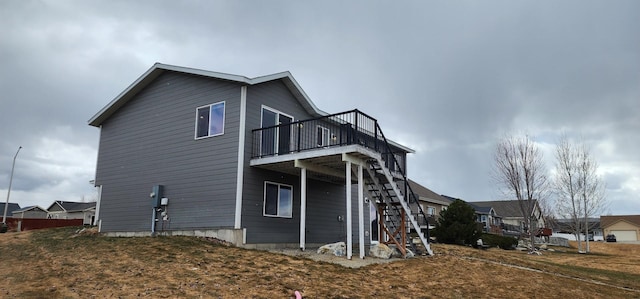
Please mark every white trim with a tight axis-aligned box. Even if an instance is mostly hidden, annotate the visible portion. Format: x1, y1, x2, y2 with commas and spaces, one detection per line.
92, 125, 102, 226
300, 167, 307, 250
316, 125, 330, 147
89, 63, 328, 127
342, 153, 368, 167
251, 144, 381, 167
262, 181, 294, 218
369, 201, 379, 244
234, 86, 247, 229
194, 101, 226, 139
94, 185, 103, 226
260, 105, 294, 155
357, 164, 365, 259
295, 159, 349, 180
346, 161, 353, 260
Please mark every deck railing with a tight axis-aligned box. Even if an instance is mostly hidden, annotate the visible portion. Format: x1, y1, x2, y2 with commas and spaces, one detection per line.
251, 110, 404, 169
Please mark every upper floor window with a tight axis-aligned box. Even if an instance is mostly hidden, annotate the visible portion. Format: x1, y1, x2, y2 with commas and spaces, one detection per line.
195, 101, 225, 139
426, 206, 436, 216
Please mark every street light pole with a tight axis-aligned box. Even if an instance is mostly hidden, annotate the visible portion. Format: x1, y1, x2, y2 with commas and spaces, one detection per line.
2, 146, 22, 225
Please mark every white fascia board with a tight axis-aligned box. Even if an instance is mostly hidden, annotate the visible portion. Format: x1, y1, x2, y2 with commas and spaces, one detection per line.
88, 64, 160, 126
388, 140, 415, 154
88, 63, 328, 126
157, 63, 253, 83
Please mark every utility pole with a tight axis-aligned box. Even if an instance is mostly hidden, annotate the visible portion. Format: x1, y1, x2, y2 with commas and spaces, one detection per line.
2, 146, 22, 231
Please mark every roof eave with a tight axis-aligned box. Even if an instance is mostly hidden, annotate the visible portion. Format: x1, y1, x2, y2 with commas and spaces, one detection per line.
88, 63, 328, 127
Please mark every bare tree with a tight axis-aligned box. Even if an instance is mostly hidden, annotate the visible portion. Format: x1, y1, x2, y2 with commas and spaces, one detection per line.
554, 136, 583, 251
493, 134, 549, 253
554, 135, 606, 253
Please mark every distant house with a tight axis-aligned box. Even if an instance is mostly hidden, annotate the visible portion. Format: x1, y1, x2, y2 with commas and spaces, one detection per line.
440, 195, 502, 234
12, 206, 48, 219
601, 215, 640, 242
88, 63, 431, 257
470, 200, 546, 234
467, 202, 502, 234
0, 203, 21, 219
407, 179, 450, 228
550, 218, 603, 241
47, 201, 96, 225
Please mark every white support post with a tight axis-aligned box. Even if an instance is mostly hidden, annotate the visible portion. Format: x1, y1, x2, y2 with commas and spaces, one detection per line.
234, 86, 247, 229
300, 167, 307, 251
358, 164, 365, 259
346, 161, 352, 259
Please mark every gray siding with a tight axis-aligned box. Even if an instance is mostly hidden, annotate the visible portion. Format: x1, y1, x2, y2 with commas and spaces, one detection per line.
95, 71, 242, 232
240, 80, 371, 244
241, 80, 310, 243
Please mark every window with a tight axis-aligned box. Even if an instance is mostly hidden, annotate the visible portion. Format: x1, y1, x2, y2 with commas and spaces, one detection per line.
263, 182, 293, 218
317, 126, 330, 147
195, 101, 225, 139
426, 206, 436, 216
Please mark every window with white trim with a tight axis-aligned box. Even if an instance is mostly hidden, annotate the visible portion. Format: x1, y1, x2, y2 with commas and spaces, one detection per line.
316, 125, 330, 147
263, 182, 293, 218
195, 101, 225, 139
426, 206, 436, 216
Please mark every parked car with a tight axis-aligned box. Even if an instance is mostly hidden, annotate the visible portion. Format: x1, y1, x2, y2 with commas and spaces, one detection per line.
606, 234, 616, 242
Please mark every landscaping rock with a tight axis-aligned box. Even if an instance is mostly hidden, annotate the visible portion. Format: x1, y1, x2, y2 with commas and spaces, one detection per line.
369, 243, 394, 259
317, 242, 345, 256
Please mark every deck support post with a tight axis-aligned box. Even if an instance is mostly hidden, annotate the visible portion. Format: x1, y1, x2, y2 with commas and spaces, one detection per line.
345, 161, 352, 260
357, 164, 365, 259
300, 167, 307, 251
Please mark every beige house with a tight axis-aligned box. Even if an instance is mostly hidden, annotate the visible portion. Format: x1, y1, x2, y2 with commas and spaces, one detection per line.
12, 206, 48, 219
470, 200, 546, 234
407, 179, 450, 228
601, 215, 640, 242
47, 201, 96, 225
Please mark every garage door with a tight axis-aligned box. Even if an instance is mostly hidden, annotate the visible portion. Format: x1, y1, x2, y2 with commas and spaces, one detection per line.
610, 230, 638, 241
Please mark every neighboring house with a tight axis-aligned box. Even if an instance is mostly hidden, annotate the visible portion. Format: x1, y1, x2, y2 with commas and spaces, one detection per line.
470, 200, 546, 234
600, 215, 640, 242
47, 201, 97, 225
0, 202, 21, 219
467, 202, 502, 234
12, 206, 48, 219
88, 63, 431, 257
407, 179, 450, 228
440, 195, 502, 234
550, 218, 603, 241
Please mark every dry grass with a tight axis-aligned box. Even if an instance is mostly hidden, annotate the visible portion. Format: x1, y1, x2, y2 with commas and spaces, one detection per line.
0, 227, 638, 298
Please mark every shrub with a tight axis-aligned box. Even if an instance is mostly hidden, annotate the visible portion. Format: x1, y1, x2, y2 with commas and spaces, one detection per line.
432, 199, 480, 245
480, 233, 518, 250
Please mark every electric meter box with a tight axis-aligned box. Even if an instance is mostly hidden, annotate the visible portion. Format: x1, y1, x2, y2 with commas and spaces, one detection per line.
151, 185, 164, 208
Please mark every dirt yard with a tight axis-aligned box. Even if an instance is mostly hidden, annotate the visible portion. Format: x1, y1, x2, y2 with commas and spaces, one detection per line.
0, 227, 638, 298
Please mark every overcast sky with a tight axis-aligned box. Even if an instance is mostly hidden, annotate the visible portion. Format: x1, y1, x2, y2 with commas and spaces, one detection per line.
1, 1, 638, 215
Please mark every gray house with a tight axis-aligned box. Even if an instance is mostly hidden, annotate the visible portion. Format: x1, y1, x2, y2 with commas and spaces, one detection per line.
0, 203, 21, 219
89, 63, 431, 258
